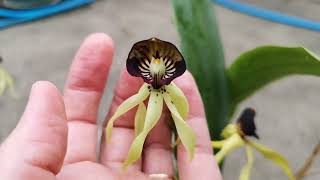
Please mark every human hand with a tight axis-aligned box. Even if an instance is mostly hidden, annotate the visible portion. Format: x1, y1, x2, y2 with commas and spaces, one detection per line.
0, 33, 222, 180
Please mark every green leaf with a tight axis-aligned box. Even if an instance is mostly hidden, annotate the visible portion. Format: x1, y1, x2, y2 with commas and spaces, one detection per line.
228, 46, 320, 114
171, 0, 229, 139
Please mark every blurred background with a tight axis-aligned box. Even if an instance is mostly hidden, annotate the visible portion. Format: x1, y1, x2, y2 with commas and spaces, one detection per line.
0, 0, 320, 179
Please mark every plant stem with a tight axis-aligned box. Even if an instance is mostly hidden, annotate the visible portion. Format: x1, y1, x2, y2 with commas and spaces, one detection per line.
296, 142, 320, 180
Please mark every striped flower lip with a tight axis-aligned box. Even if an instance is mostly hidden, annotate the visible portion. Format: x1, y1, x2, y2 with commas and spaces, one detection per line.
126, 37, 186, 89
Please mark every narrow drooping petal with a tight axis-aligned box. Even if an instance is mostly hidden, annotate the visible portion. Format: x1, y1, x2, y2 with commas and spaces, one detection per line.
215, 134, 245, 164
123, 91, 163, 169
240, 146, 254, 180
0, 70, 6, 96
134, 103, 147, 136
248, 140, 295, 180
165, 83, 189, 119
106, 83, 150, 143
0, 67, 15, 97
211, 140, 226, 148
163, 93, 195, 160
126, 38, 186, 89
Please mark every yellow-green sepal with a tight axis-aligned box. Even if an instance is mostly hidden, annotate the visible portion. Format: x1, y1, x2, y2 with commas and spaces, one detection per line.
106, 83, 150, 143
165, 83, 189, 119
221, 124, 238, 139
163, 92, 195, 160
0, 70, 6, 96
240, 145, 254, 180
0, 67, 15, 97
211, 140, 226, 149
248, 140, 295, 180
215, 134, 244, 164
134, 103, 146, 136
123, 91, 163, 169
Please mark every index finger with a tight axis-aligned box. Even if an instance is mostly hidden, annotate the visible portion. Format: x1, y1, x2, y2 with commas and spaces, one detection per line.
63, 33, 114, 164
175, 71, 222, 180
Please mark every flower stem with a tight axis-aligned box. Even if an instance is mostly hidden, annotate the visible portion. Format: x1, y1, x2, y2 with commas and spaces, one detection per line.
296, 142, 320, 180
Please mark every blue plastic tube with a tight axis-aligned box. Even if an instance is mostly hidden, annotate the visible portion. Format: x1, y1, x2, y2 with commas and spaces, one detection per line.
213, 0, 320, 32
0, 0, 94, 29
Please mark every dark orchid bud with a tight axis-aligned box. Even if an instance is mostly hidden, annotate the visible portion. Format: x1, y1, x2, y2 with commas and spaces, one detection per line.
126, 38, 186, 89
237, 108, 259, 139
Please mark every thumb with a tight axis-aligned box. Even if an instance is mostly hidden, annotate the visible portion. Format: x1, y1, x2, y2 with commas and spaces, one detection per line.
0, 81, 68, 180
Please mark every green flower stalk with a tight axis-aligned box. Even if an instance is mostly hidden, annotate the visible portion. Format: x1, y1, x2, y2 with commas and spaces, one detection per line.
212, 108, 295, 180
0, 56, 15, 97
105, 38, 196, 169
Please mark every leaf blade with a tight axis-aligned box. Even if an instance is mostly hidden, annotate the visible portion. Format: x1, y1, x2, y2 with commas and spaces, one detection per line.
228, 46, 320, 113
171, 0, 229, 139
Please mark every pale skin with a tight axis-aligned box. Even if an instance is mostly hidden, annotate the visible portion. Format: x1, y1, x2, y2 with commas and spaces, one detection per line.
0, 33, 222, 180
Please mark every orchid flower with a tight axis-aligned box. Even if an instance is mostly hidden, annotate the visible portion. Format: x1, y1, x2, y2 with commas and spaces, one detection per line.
212, 108, 295, 180
105, 38, 196, 169
0, 56, 15, 97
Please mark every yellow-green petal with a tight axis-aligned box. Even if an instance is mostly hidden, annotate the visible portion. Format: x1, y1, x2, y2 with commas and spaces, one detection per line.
0, 70, 6, 96
165, 83, 189, 119
123, 91, 163, 169
211, 140, 226, 149
4, 69, 15, 97
134, 103, 146, 136
0, 67, 15, 97
163, 93, 195, 160
240, 145, 254, 180
215, 134, 245, 164
221, 124, 238, 139
106, 83, 150, 143
248, 140, 295, 180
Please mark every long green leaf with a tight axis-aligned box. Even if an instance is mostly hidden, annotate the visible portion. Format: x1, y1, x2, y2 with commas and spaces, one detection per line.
171, 0, 229, 139
228, 46, 320, 114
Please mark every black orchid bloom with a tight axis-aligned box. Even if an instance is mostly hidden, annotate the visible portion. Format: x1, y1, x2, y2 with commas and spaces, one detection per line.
126, 37, 186, 89
106, 38, 195, 169
212, 108, 295, 180
237, 108, 259, 139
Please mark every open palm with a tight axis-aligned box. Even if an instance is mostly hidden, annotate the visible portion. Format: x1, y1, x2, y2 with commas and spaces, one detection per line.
0, 34, 221, 180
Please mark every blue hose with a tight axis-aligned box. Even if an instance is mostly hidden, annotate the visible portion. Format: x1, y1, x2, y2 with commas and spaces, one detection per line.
213, 0, 320, 32
0, 0, 94, 29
